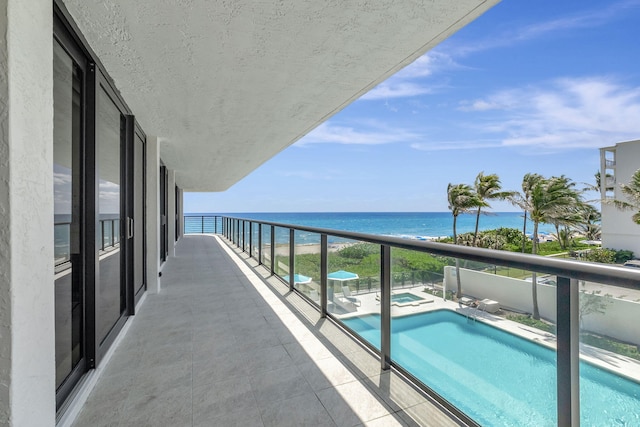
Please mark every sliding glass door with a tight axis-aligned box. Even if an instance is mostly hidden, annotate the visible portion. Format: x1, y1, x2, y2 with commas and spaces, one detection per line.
54, 5, 148, 408
95, 84, 126, 346
53, 37, 85, 399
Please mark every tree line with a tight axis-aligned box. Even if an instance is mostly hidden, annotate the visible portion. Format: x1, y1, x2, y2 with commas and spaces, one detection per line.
447, 170, 640, 319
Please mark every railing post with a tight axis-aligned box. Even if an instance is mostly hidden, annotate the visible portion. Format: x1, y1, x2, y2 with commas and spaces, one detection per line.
101, 220, 105, 250
380, 244, 391, 370
270, 225, 275, 275
258, 223, 262, 265
556, 275, 580, 427
215, 216, 218, 234
201, 216, 204, 233
289, 228, 295, 291
242, 221, 246, 252
320, 234, 328, 318
249, 222, 253, 258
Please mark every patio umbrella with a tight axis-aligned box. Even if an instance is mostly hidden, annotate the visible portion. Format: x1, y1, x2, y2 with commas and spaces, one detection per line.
327, 270, 359, 281
283, 273, 312, 285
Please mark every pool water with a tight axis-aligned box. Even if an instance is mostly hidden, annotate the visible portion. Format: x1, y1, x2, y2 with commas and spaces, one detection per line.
391, 292, 424, 304
343, 310, 640, 426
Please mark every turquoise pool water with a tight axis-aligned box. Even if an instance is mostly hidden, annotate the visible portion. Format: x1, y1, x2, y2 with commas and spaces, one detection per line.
391, 293, 424, 304
343, 310, 640, 426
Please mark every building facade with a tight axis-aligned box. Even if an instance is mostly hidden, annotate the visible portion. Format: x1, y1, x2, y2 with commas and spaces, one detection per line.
600, 140, 640, 256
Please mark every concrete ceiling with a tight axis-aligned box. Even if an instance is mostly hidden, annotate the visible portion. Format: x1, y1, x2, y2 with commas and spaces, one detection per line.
63, 0, 499, 191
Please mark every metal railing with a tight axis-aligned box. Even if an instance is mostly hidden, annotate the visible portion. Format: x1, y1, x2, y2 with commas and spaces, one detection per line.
211, 216, 640, 426
184, 215, 222, 234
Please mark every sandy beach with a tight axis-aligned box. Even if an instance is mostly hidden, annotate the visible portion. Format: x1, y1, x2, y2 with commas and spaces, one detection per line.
269, 242, 355, 256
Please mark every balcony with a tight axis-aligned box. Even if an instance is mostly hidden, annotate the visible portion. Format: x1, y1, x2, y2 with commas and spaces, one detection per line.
70, 234, 456, 426
70, 217, 640, 427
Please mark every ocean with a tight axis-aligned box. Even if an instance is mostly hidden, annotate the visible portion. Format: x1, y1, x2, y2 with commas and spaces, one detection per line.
185, 212, 554, 241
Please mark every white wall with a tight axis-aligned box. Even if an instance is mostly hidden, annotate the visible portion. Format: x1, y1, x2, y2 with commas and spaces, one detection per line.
444, 266, 556, 321
0, 1, 56, 425
444, 267, 640, 345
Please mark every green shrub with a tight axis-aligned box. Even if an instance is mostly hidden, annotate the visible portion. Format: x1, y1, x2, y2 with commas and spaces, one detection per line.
585, 248, 617, 264
613, 249, 634, 263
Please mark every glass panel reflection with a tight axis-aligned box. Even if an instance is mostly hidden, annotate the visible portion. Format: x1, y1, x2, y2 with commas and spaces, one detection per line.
96, 86, 124, 343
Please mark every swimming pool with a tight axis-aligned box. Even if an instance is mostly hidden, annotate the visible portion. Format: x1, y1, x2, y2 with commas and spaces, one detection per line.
343, 310, 640, 426
391, 292, 424, 304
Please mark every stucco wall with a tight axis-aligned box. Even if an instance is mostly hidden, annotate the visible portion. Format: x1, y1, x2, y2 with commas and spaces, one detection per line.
0, 0, 55, 425
444, 266, 640, 345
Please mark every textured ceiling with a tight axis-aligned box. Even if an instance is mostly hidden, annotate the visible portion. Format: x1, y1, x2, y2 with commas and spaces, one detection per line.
63, 0, 498, 191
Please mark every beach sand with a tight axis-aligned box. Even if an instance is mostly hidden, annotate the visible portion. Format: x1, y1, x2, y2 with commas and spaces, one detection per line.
270, 242, 355, 256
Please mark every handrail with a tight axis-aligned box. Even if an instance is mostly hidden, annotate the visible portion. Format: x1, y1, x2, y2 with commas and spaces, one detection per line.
227, 216, 640, 289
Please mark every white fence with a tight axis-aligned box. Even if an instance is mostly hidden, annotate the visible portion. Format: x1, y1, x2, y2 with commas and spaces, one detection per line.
443, 266, 640, 345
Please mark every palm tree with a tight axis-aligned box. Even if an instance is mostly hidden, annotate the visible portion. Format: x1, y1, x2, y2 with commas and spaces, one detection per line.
447, 183, 480, 299
510, 173, 543, 253
528, 176, 581, 319
574, 204, 601, 241
612, 169, 640, 224
472, 172, 515, 246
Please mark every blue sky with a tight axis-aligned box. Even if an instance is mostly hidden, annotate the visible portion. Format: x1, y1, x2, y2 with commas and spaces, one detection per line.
185, 0, 640, 213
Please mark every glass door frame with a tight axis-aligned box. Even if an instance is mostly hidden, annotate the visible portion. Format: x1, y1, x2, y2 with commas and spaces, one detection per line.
92, 70, 131, 365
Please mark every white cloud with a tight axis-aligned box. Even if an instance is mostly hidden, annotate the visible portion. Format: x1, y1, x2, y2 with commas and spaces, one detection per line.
54, 172, 72, 185
298, 122, 420, 146
452, 0, 640, 55
360, 52, 457, 101
361, 82, 433, 100
460, 77, 640, 150
410, 141, 503, 151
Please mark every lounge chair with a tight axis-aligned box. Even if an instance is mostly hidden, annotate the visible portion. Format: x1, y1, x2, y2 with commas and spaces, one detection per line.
342, 286, 361, 306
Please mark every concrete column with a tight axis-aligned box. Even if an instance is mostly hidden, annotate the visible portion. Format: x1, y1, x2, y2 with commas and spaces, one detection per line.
0, 1, 56, 425
167, 169, 176, 257
145, 136, 160, 294
177, 187, 183, 240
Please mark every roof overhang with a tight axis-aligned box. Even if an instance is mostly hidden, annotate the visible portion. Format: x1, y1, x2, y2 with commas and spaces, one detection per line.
62, 0, 499, 191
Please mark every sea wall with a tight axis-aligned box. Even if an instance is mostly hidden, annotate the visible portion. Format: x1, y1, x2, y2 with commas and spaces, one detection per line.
443, 266, 640, 345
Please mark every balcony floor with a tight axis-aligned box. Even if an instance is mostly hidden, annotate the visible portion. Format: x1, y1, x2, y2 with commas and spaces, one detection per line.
72, 235, 463, 427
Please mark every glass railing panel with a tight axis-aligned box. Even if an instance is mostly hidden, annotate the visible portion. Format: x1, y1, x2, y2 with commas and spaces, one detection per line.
184, 215, 200, 233
390, 252, 558, 426
244, 221, 250, 252
202, 216, 216, 233
292, 231, 320, 304
274, 226, 290, 281
578, 277, 640, 425
261, 225, 272, 268
252, 223, 260, 259
330, 239, 381, 349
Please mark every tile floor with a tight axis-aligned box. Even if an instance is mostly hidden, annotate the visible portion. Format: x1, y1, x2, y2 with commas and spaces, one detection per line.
72, 235, 463, 427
